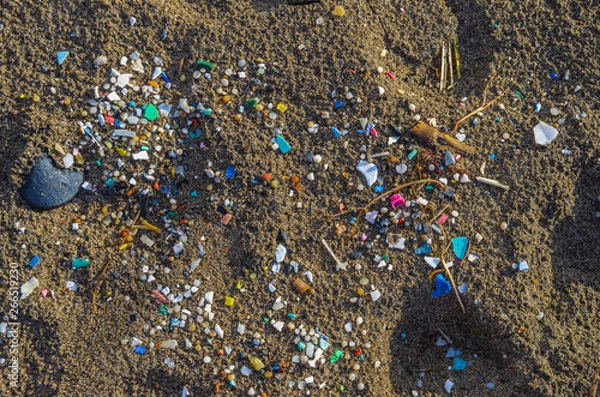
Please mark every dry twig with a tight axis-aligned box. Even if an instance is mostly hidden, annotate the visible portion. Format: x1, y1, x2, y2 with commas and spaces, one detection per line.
91, 258, 112, 313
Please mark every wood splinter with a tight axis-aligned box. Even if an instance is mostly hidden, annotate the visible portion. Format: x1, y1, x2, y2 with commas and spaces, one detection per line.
410, 121, 476, 155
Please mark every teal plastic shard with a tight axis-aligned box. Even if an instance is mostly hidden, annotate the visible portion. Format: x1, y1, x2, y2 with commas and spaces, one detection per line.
452, 237, 469, 260
72, 258, 89, 269
276, 135, 291, 154
57, 51, 69, 65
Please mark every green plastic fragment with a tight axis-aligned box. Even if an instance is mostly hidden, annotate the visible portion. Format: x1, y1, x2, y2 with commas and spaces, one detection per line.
244, 98, 259, 109
144, 104, 159, 121
425, 185, 434, 191
330, 349, 343, 363
515, 90, 524, 100
167, 210, 176, 219
158, 304, 168, 316
95, 160, 102, 167
407, 148, 418, 160
72, 258, 89, 269
199, 108, 212, 116
140, 146, 149, 151
196, 60, 215, 72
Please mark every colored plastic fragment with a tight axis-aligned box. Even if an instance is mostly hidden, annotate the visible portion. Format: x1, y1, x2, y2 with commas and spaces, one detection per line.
72, 258, 90, 269
414, 244, 432, 255
390, 193, 405, 208
330, 349, 343, 363
144, 104, 159, 121
196, 60, 215, 71
276, 135, 291, 154
452, 357, 467, 371
225, 166, 237, 179
29, 256, 40, 268
134, 346, 147, 355
432, 274, 452, 298
57, 51, 69, 65
452, 237, 469, 260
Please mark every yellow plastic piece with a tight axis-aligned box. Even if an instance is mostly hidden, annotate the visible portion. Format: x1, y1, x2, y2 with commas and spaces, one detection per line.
224, 296, 235, 307
248, 355, 265, 371
332, 5, 345, 17
276, 103, 288, 113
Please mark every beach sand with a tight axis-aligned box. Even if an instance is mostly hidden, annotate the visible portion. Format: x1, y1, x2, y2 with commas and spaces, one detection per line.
0, 0, 599, 396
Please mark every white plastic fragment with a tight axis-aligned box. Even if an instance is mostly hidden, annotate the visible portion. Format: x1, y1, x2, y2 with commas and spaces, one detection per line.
533, 121, 558, 145
445, 379, 454, 394
160, 339, 178, 349
370, 289, 381, 301
132, 151, 149, 160
173, 242, 184, 254
241, 366, 252, 376
356, 160, 378, 186
424, 257, 440, 268
63, 153, 74, 168
190, 258, 201, 273
237, 323, 246, 335
214, 324, 224, 338
275, 245, 287, 262
386, 234, 405, 250
272, 321, 285, 332
112, 129, 136, 138
140, 235, 155, 247
21, 277, 40, 299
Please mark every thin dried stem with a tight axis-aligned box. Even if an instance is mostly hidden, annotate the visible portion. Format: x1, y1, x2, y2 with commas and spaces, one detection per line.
440, 249, 466, 313
331, 179, 442, 218
453, 92, 504, 131
91, 258, 112, 313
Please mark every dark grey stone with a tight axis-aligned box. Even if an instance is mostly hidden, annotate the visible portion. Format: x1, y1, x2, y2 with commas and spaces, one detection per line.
21, 154, 84, 210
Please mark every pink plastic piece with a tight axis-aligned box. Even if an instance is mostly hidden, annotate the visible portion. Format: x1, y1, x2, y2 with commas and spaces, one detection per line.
385, 71, 395, 79
390, 194, 405, 209
437, 214, 449, 225
360, 234, 367, 241
369, 127, 378, 137
41, 289, 49, 297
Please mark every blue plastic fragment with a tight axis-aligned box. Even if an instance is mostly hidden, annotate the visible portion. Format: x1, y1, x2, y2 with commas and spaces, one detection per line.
432, 273, 452, 297
517, 261, 529, 271
452, 357, 467, 371
452, 237, 469, 260
190, 191, 198, 197
29, 256, 40, 268
446, 347, 462, 358
161, 72, 170, 83
134, 346, 147, 355
334, 99, 343, 109
331, 127, 342, 138
225, 166, 237, 179
276, 135, 291, 154
414, 244, 432, 255
373, 185, 384, 193
57, 51, 69, 66
549, 72, 560, 80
